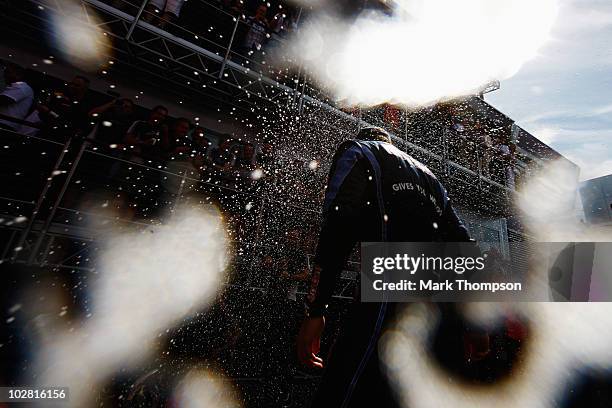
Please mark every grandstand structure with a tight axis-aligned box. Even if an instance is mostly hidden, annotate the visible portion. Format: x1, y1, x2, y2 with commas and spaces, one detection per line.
0, 0, 580, 405
1, 0, 577, 264
581, 174, 612, 227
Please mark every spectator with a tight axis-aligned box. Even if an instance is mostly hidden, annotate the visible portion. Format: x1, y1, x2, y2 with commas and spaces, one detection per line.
270, 11, 287, 34
452, 121, 465, 133
507, 143, 517, 189
235, 142, 256, 168
492, 135, 515, 187
210, 137, 237, 171
239, 5, 269, 62
32, 75, 92, 137
499, 139, 517, 189
116, 106, 169, 219
191, 125, 213, 172
191, 126, 212, 156
222, 0, 245, 15
66, 75, 91, 105
0, 62, 34, 131
89, 97, 135, 146
267, 10, 293, 51
232, 142, 258, 180
124, 105, 168, 163
144, 0, 186, 28
479, 132, 494, 178
162, 117, 192, 158
255, 142, 274, 166
285, 11, 299, 34
276, 227, 311, 301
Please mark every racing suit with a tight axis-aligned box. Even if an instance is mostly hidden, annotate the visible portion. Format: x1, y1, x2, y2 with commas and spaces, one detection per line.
306, 139, 472, 408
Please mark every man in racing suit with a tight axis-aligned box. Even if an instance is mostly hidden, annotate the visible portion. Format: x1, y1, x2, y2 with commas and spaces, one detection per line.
297, 127, 473, 407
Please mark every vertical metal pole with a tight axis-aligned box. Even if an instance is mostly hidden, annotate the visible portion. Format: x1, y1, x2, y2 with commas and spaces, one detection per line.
27, 140, 89, 265
126, 0, 149, 40
219, 16, 241, 79
291, 7, 304, 106
40, 235, 56, 267
1, 230, 17, 263
298, 76, 306, 114
292, 67, 302, 105
12, 137, 73, 262
169, 169, 188, 217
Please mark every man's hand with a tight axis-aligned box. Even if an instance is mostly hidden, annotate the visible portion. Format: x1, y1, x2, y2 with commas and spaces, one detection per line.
297, 316, 325, 369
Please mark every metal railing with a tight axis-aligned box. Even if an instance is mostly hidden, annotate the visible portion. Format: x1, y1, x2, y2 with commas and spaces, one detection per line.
0, 115, 518, 289
5, 0, 523, 198
0, 123, 321, 288
0, 0, 526, 276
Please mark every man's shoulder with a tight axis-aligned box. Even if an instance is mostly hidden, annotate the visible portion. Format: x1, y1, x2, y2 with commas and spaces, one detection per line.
131, 119, 150, 129
21, 82, 34, 94
2, 81, 33, 98
364, 140, 445, 189
334, 139, 364, 159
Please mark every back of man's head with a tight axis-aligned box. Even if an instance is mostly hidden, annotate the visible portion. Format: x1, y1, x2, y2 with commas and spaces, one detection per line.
4, 62, 25, 83
356, 127, 392, 144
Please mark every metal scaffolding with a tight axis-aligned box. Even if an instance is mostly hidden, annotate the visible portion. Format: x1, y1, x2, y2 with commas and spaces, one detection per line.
1, 0, 518, 274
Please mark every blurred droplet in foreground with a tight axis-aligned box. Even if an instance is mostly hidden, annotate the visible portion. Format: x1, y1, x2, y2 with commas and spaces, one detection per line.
48, 0, 112, 71
32, 206, 229, 406
173, 369, 242, 408
281, 0, 559, 106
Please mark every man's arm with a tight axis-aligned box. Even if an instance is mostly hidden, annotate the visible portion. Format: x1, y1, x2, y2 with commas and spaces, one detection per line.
88, 99, 116, 117
0, 84, 28, 107
307, 142, 370, 316
297, 143, 370, 368
305, 204, 362, 316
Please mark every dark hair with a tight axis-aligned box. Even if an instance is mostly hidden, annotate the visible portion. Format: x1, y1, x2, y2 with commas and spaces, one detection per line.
152, 105, 168, 114
4, 62, 26, 79
173, 117, 191, 127
356, 127, 392, 144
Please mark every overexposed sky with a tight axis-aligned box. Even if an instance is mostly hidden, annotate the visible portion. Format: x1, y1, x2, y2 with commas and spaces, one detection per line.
487, 0, 612, 181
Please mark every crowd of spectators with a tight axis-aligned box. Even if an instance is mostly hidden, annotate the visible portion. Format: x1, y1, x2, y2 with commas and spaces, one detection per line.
206, 0, 299, 70
0, 61, 281, 225
65, 0, 522, 193
106, 0, 298, 73
0, 61, 523, 232
0, 60, 321, 325
364, 102, 521, 189
446, 107, 518, 189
